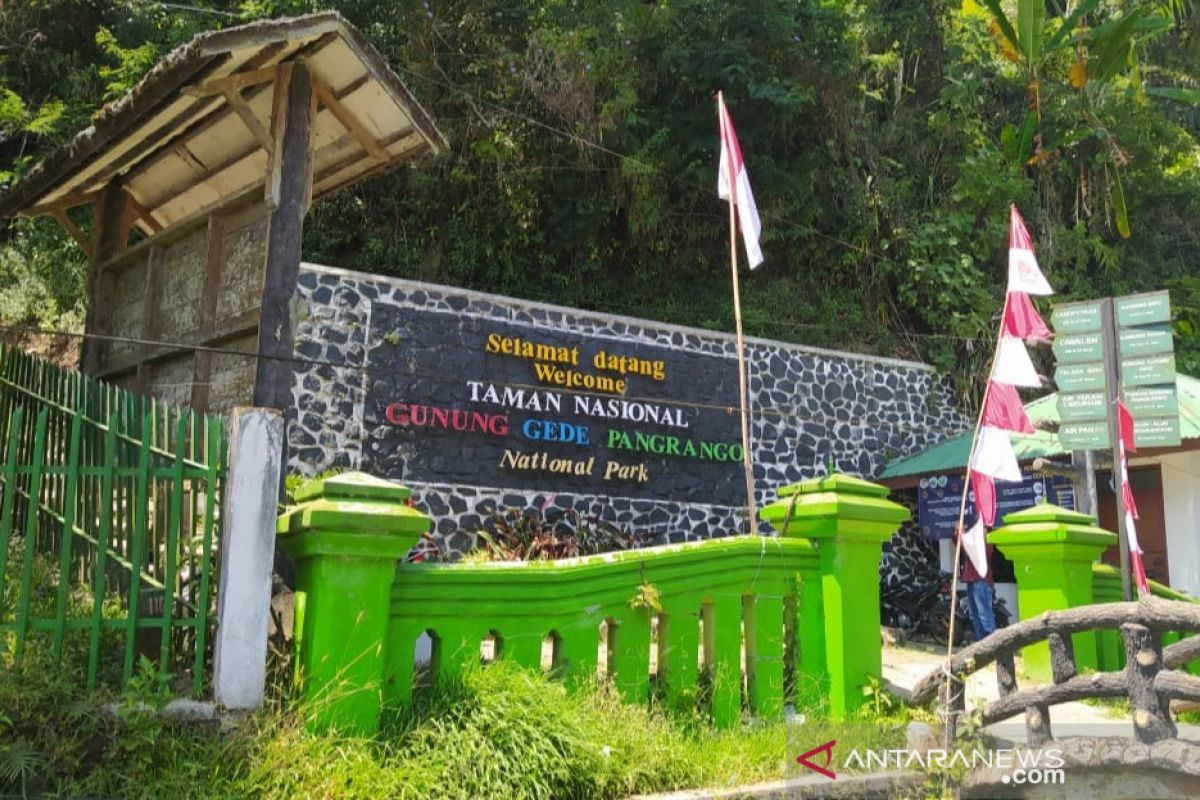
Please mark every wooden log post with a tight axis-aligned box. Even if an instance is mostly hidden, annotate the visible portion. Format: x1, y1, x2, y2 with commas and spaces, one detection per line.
1122, 622, 1177, 744
253, 60, 313, 415
81, 181, 133, 374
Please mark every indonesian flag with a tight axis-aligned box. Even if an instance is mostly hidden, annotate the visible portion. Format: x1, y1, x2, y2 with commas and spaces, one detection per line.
718, 96, 764, 269
1008, 205, 1054, 295
961, 517, 990, 578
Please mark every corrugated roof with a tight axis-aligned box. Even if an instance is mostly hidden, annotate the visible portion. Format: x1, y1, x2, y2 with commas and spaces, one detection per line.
0, 12, 447, 231
879, 373, 1200, 480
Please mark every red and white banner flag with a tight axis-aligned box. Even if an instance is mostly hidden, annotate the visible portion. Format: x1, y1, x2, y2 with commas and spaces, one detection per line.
970, 425, 1022, 482
982, 380, 1036, 434
1008, 205, 1054, 296
1116, 399, 1151, 597
1002, 291, 1053, 341
971, 469, 997, 528
718, 96, 764, 269
961, 517, 990, 579
993, 335, 1042, 387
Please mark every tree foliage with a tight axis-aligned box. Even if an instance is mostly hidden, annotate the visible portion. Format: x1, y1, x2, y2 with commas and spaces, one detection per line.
1, 1, 1198, 400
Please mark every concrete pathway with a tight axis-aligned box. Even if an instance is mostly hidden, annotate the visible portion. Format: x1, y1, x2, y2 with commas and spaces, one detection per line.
882, 642, 1200, 744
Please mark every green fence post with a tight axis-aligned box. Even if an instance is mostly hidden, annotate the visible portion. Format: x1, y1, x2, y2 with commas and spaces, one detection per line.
761, 474, 909, 720
989, 504, 1117, 681
277, 472, 431, 734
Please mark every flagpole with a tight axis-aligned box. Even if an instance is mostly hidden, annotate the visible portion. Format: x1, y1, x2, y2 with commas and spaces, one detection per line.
718, 91, 759, 535
941, 290, 1012, 732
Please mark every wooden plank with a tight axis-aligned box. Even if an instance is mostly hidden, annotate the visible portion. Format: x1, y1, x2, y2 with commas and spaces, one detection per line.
182, 64, 278, 97
312, 74, 389, 161
51, 413, 84, 660
128, 196, 164, 234
222, 88, 275, 154
23, 190, 100, 217
190, 214, 226, 411
52, 209, 93, 257
121, 36, 328, 196
82, 181, 133, 375
135, 246, 164, 393
253, 60, 311, 414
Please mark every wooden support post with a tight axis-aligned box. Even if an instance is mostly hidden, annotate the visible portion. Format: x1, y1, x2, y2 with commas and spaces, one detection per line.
253, 60, 312, 418
82, 181, 132, 375
1122, 622, 1176, 744
190, 215, 226, 411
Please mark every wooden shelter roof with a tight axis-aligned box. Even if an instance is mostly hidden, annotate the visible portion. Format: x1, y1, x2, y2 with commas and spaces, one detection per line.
0, 12, 446, 234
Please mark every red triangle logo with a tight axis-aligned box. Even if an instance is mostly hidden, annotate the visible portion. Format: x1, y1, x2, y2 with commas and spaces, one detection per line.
796, 739, 837, 780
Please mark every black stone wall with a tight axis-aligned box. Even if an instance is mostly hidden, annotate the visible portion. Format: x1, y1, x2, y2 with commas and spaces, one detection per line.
288, 264, 969, 557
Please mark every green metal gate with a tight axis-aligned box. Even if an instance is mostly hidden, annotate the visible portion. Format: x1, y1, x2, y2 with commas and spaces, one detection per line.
0, 344, 227, 695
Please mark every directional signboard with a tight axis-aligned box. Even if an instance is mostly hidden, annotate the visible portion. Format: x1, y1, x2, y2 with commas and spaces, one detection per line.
1122, 354, 1176, 387
1118, 324, 1174, 357
1051, 300, 1103, 334
1052, 332, 1104, 364
1057, 391, 1107, 421
1054, 362, 1106, 392
1116, 290, 1171, 327
1051, 290, 1180, 451
1059, 420, 1110, 450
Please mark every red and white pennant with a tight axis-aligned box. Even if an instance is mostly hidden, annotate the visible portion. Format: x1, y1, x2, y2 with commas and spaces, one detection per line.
961, 206, 1054, 578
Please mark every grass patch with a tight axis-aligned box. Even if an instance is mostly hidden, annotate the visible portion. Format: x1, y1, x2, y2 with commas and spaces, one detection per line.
1, 651, 925, 799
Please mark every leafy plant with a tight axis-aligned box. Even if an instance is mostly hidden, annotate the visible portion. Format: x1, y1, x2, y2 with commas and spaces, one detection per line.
433, 505, 644, 563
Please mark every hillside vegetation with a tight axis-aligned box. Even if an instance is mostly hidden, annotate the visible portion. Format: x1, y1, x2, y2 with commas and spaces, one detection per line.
2, 1, 1199, 399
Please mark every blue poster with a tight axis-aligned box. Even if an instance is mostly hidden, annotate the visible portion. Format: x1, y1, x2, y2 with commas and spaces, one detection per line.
917, 472, 1075, 540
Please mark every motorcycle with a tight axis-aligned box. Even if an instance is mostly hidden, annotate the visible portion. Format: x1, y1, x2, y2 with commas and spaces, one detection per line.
880, 569, 949, 639
929, 575, 1012, 646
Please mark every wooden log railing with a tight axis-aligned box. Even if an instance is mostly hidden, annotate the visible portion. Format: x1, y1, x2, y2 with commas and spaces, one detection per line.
909, 598, 1200, 747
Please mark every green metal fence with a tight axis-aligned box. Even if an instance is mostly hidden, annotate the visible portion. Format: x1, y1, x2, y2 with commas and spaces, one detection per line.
0, 344, 227, 695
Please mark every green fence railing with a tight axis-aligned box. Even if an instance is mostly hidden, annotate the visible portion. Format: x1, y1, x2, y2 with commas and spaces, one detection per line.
0, 344, 227, 694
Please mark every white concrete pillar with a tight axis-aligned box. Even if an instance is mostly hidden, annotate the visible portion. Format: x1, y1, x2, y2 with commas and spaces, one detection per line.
1160, 451, 1200, 597
213, 407, 284, 709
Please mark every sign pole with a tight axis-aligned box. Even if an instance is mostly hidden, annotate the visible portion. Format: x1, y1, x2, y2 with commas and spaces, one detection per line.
718, 92, 759, 535
1100, 298, 1133, 601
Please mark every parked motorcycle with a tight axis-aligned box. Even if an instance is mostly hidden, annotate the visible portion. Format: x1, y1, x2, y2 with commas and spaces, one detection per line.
880, 569, 948, 639
929, 575, 1012, 646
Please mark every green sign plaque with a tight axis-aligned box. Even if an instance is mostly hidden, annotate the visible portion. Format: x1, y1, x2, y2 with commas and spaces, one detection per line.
1117, 290, 1171, 327
1133, 416, 1182, 448
1054, 362, 1105, 392
1122, 353, 1176, 387
1124, 385, 1179, 418
1118, 324, 1174, 357
1057, 391, 1108, 422
1051, 301, 1103, 334
1059, 420, 1110, 450
1052, 332, 1104, 364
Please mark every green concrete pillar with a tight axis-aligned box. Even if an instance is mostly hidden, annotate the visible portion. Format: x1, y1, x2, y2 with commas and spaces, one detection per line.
746, 594, 786, 720
660, 598, 701, 712
611, 609, 652, 704
710, 595, 744, 727
989, 504, 1116, 681
277, 472, 430, 734
761, 474, 909, 720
